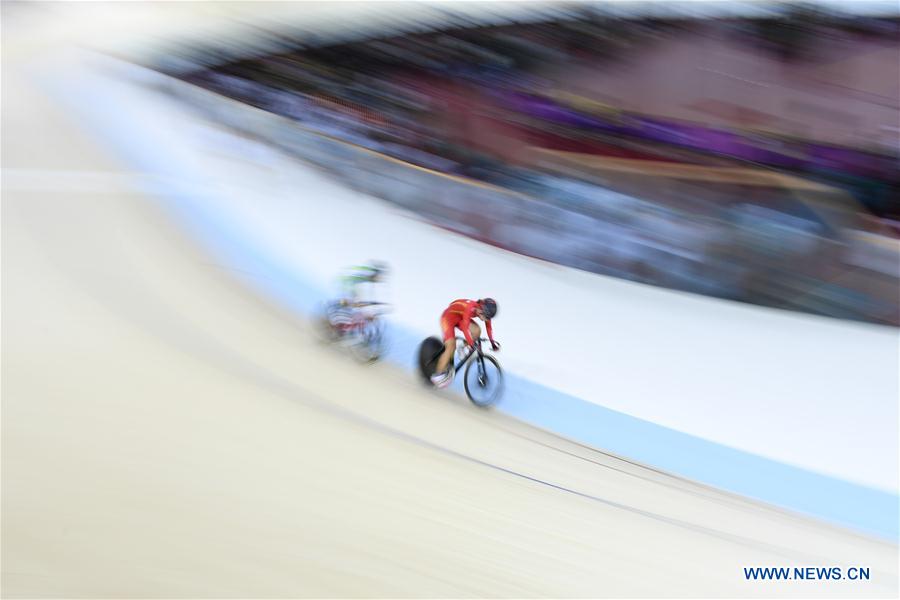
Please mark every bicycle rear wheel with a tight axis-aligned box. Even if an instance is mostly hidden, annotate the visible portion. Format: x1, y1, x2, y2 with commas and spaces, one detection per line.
463, 355, 503, 407
418, 336, 444, 383
312, 303, 341, 344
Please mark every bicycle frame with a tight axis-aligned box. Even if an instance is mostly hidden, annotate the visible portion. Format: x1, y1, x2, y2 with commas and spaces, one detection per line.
452, 338, 488, 373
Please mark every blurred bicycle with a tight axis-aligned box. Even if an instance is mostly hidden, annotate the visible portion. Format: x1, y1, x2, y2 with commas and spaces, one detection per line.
314, 300, 389, 363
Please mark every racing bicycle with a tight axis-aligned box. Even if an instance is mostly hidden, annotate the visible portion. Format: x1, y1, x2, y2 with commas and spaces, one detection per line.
418, 336, 504, 407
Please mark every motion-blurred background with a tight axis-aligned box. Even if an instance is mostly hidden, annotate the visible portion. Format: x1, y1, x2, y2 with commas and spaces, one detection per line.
154, 0, 900, 325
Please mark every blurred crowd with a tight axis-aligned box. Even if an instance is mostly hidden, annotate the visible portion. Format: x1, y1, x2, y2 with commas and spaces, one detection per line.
167, 7, 899, 325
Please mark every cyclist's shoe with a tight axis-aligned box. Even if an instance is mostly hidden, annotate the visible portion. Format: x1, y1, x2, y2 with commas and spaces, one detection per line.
430, 370, 453, 389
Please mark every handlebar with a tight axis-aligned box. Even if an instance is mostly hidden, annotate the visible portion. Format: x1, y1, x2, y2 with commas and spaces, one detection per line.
456, 336, 490, 346
469, 338, 498, 351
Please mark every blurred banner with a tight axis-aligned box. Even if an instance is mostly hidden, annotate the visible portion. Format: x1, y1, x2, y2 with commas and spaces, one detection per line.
494, 89, 899, 179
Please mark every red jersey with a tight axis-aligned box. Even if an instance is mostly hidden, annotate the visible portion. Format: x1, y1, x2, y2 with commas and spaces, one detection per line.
440, 299, 494, 345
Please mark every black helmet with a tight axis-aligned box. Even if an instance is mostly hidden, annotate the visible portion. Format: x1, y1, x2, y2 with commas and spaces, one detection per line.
479, 298, 498, 319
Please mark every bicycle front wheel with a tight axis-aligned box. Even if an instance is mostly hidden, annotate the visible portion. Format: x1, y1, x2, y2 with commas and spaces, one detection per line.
463, 355, 503, 407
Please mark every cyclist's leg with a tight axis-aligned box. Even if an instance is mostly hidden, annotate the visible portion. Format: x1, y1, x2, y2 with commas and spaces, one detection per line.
434, 315, 457, 376
468, 321, 481, 343
435, 340, 455, 374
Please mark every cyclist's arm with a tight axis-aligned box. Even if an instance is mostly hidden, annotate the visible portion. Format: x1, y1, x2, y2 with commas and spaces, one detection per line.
485, 319, 495, 344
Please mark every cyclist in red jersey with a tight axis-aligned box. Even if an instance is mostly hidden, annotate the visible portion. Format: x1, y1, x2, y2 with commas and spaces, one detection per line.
431, 298, 500, 387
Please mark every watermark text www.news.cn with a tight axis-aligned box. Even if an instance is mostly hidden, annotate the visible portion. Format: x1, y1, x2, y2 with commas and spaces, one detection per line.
744, 567, 870, 581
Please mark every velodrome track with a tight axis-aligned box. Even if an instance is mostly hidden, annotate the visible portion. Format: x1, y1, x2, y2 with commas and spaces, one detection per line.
2, 5, 898, 598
